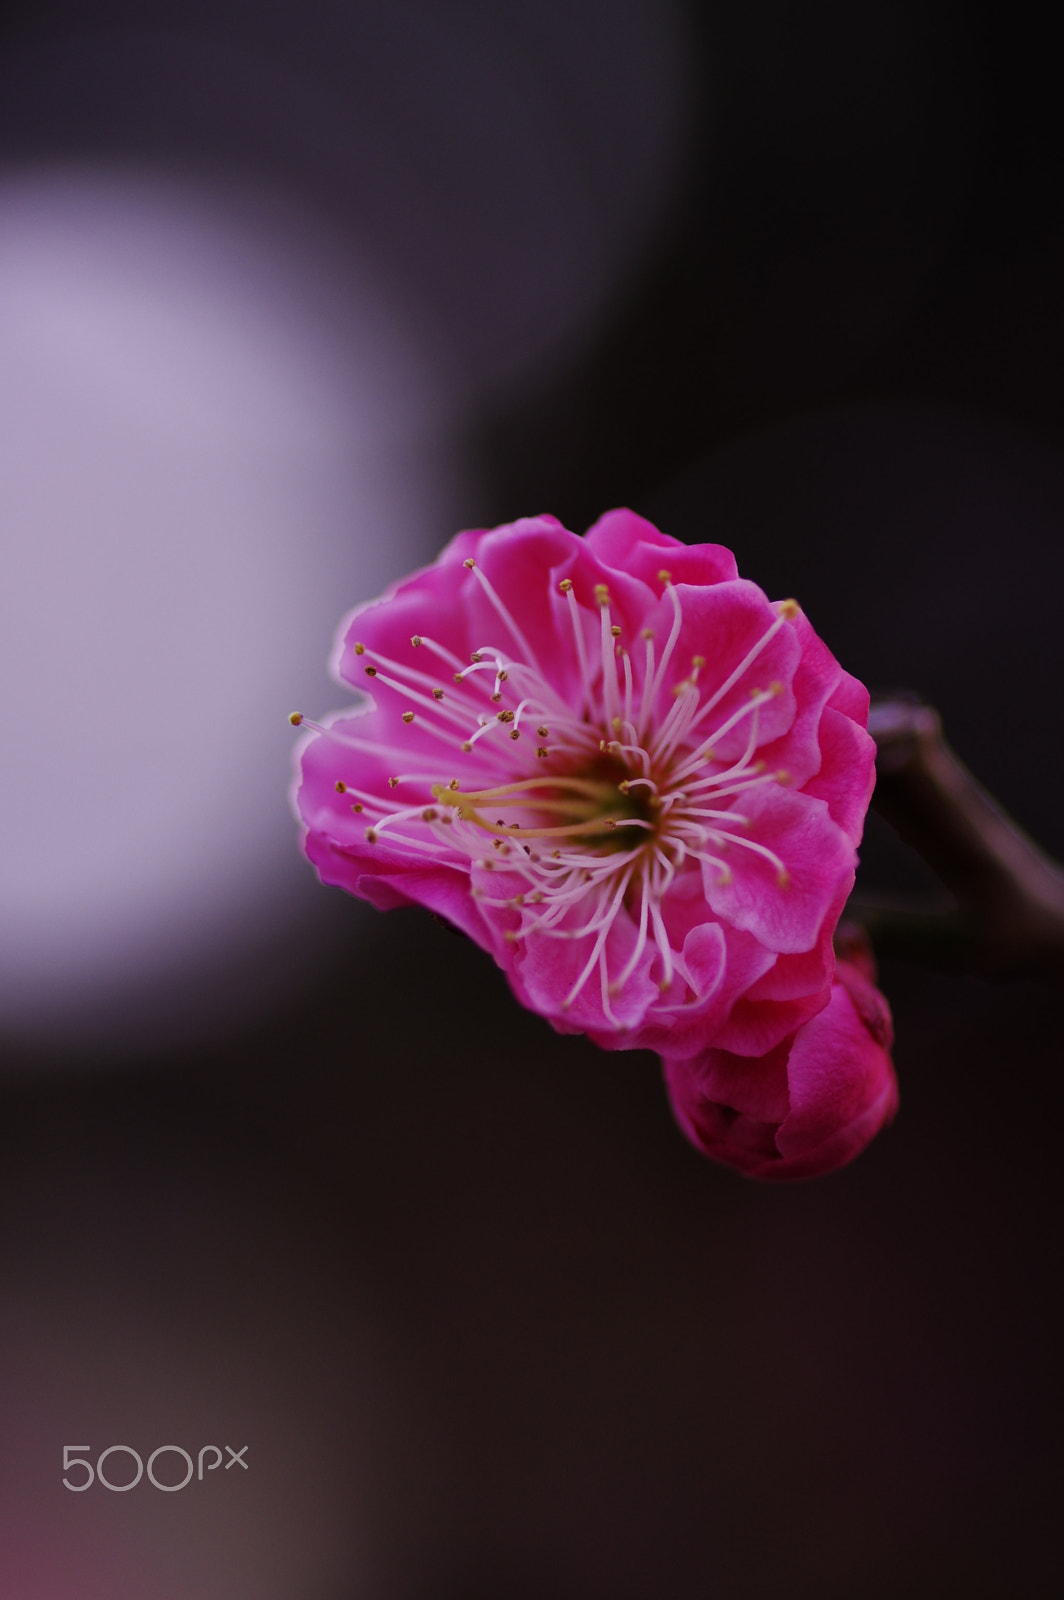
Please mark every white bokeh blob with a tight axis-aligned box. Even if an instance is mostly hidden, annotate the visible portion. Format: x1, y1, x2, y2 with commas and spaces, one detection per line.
0, 171, 460, 1047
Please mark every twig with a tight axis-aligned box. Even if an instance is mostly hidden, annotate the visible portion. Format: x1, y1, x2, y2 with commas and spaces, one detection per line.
849, 699, 1064, 982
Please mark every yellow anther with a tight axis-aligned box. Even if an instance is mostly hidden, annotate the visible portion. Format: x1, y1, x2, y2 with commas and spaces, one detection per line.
769, 680, 783, 695
463, 557, 476, 569
611, 624, 622, 637
778, 599, 800, 619
351, 803, 363, 813
462, 741, 473, 752
510, 729, 520, 740
618, 780, 630, 793
775, 769, 791, 783
537, 725, 549, 737
503, 929, 518, 942
365, 828, 378, 842
365, 665, 377, 676
288, 712, 303, 726
496, 708, 515, 723
777, 868, 791, 888
453, 672, 465, 684
422, 808, 438, 821
692, 654, 705, 668
448, 778, 460, 791
594, 583, 610, 606
536, 747, 549, 758
334, 780, 347, 793
388, 776, 399, 788
353, 642, 365, 655
491, 692, 502, 703
411, 635, 423, 647
559, 578, 573, 593
657, 568, 672, 585
470, 651, 482, 663
432, 688, 444, 700
402, 711, 415, 723
641, 627, 654, 639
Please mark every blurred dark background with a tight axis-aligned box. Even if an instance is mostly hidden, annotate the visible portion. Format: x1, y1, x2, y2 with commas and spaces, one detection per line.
1, 3, 1061, 1595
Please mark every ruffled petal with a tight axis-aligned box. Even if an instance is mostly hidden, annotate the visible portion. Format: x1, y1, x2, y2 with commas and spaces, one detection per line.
703, 787, 856, 954
802, 706, 877, 846
584, 507, 738, 588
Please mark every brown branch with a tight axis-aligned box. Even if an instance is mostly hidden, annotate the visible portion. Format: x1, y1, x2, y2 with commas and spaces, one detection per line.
850, 699, 1064, 982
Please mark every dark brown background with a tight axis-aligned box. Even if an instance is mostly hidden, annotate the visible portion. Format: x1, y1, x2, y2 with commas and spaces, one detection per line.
2, 3, 1061, 1595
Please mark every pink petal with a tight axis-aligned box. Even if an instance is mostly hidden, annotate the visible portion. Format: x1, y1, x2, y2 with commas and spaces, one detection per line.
802, 706, 877, 846
508, 890, 660, 1036
584, 507, 738, 588
774, 976, 898, 1166
703, 786, 856, 954
755, 607, 844, 791
827, 667, 871, 725
638, 580, 801, 753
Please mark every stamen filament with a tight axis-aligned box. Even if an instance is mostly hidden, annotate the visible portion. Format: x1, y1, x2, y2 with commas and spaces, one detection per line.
641, 582, 684, 727
413, 634, 468, 674
466, 561, 546, 679
683, 614, 786, 740
561, 581, 593, 717
562, 869, 635, 1009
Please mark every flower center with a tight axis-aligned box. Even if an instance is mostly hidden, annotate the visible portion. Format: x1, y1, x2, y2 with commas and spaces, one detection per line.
434, 748, 659, 852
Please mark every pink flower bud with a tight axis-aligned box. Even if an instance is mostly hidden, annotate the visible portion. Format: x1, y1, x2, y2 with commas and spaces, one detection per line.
662, 959, 899, 1181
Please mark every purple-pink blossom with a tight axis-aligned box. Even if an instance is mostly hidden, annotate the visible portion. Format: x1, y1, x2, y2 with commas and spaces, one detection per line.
663, 952, 898, 1180
293, 509, 893, 1175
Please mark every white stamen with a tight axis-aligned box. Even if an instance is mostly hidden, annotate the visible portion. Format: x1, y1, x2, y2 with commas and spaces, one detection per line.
466, 561, 546, 679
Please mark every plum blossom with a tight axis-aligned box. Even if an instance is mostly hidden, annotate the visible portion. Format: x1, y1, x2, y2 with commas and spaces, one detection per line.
663, 948, 898, 1180
293, 509, 891, 1172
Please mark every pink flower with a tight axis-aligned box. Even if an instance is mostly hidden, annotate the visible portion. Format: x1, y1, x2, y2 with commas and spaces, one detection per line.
294, 510, 877, 1079
662, 953, 899, 1180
